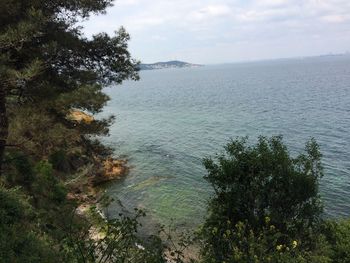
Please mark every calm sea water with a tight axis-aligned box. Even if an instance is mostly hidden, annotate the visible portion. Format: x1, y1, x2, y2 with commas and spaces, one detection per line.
101, 56, 350, 230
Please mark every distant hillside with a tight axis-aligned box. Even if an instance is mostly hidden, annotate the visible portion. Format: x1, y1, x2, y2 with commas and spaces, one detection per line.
138, 60, 203, 70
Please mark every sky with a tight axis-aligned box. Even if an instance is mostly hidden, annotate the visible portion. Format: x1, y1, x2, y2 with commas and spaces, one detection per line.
82, 0, 350, 64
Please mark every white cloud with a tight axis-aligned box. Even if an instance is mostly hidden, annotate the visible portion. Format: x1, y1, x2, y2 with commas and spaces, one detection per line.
114, 0, 139, 6
256, 0, 292, 8
236, 7, 299, 23
151, 35, 167, 41
82, 0, 350, 63
191, 4, 232, 20
126, 16, 167, 30
322, 14, 350, 23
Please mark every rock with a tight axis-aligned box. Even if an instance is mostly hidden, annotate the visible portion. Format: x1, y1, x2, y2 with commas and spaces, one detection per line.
76, 204, 91, 216
67, 109, 94, 124
103, 158, 127, 178
91, 158, 129, 185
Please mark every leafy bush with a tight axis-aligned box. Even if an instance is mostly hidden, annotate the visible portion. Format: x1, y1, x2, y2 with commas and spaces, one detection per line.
32, 161, 67, 204
200, 218, 331, 263
0, 186, 59, 262
201, 136, 326, 262
323, 219, 350, 263
49, 150, 71, 173
65, 208, 167, 263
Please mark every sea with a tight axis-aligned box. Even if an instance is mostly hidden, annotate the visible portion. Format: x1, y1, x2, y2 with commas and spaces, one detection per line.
100, 55, 350, 231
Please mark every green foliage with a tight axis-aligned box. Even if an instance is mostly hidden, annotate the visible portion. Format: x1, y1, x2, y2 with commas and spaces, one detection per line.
49, 150, 71, 173
5, 151, 35, 186
0, 0, 148, 262
0, 186, 59, 262
54, 84, 110, 114
201, 136, 325, 262
323, 220, 350, 263
1, 1, 350, 262
1, 1, 139, 101
7, 106, 82, 158
65, 208, 166, 263
0, 0, 139, 172
0, 8, 46, 50
200, 219, 331, 263
32, 160, 67, 203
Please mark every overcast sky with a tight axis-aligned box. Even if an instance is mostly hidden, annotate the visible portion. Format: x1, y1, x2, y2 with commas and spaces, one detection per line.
82, 0, 350, 64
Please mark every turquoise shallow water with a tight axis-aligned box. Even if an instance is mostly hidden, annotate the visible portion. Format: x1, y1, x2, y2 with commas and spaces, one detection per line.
101, 56, 350, 230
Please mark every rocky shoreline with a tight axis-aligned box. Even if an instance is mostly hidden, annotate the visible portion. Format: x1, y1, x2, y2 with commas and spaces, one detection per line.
67, 157, 129, 215
65, 110, 129, 211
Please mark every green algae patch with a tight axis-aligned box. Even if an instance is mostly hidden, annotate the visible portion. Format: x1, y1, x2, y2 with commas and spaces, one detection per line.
130, 176, 171, 191
143, 183, 205, 228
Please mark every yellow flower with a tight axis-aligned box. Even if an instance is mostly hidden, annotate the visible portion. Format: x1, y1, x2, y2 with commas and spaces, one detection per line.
292, 240, 298, 248
236, 222, 244, 230
265, 216, 271, 224
276, 245, 283, 251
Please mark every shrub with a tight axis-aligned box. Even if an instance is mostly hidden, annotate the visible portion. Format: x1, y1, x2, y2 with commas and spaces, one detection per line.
0, 186, 58, 262
201, 136, 325, 262
323, 219, 350, 263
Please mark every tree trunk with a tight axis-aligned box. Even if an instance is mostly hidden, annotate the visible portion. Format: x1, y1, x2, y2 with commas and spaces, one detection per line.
0, 84, 8, 176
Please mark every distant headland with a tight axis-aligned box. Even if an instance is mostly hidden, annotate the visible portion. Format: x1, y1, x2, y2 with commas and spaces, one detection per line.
138, 60, 203, 70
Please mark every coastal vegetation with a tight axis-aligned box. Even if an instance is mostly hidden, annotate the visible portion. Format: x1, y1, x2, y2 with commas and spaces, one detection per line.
0, 0, 350, 262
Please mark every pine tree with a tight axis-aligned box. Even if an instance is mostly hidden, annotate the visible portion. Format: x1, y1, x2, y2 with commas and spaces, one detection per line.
0, 0, 139, 175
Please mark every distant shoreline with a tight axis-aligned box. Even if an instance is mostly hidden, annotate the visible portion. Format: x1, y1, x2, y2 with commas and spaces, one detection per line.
138, 60, 204, 70
205, 52, 350, 67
